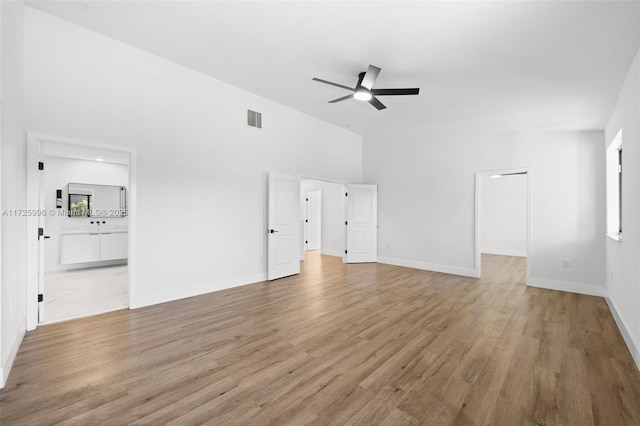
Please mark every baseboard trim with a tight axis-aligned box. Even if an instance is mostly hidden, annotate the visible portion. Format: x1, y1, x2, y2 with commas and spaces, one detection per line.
43, 306, 128, 326
378, 256, 479, 278
45, 259, 127, 273
320, 249, 343, 258
131, 273, 268, 309
481, 248, 527, 257
1, 318, 27, 389
526, 277, 607, 297
605, 297, 640, 372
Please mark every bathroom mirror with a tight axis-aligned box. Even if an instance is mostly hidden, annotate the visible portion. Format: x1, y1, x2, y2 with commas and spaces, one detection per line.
68, 183, 127, 217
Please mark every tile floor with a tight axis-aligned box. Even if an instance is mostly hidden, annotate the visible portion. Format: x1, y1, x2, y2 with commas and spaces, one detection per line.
44, 265, 128, 323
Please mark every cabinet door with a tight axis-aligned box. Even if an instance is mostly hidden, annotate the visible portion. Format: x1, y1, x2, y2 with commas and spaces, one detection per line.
61, 234, 101, 264
100, 232, 128, 261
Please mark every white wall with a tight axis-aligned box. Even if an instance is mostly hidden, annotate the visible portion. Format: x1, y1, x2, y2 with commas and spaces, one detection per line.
23, 8, 362, 309
605, 48, 640, 369
300, 179, 345, 257
364, 131, 606, 295
43, 156, 129, 271
1, 0, 26, 388
480, 174, 527, 257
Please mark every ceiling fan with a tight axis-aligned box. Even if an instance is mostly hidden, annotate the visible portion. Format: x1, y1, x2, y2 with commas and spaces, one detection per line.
312, 65, 419, 110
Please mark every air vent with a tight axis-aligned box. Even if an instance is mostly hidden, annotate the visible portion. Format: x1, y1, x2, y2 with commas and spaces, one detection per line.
247, 110, 262, 129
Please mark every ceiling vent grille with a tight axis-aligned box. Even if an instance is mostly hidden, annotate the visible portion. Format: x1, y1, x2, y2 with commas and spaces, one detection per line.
247, 110, 262, 129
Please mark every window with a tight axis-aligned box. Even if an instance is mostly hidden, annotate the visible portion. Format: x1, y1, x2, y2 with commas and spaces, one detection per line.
69, 194, 92, 217
606, 129, 622, 240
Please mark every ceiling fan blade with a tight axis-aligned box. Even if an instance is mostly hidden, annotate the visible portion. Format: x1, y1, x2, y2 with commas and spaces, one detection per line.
360, 65, 381, 90
312, 78, 354, 91
369, 96, 386, 110
356, 72, 366, 88
372, 88, 420, 96
328, 94, 354, 103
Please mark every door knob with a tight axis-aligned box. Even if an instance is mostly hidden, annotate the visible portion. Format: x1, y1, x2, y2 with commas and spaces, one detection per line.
44, 236, 51, 239
269, 229, 279, 234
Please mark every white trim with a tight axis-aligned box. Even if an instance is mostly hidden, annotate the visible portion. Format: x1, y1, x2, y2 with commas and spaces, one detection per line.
131, 273, 267, 309
299, 175, 349, 185
606, 297, 640, 371
606, 233, 622, 242
45, 259, 127, 273
1, 318, 27, 388
27, 132, 136, 329
43, 306, 127, 326
480, 249, 527, 257
378, 256, 479, 278
128, 149, 138, 310
474, 167, 532, 283
320, 249, 343, 257
526, 276, 607, 297
26, 135, 40, 330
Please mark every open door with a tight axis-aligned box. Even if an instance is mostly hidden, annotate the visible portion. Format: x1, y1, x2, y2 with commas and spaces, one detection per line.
345, 184, 378, 263
306, 191, 322, 251
268, 172, 301, 280
37, 158, 46, 323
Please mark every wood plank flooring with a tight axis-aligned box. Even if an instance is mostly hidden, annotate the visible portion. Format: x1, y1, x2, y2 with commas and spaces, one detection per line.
1, 252, 640, 425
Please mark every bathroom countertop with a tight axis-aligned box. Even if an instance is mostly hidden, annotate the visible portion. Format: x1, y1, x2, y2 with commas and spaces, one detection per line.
61, 227, 128, 235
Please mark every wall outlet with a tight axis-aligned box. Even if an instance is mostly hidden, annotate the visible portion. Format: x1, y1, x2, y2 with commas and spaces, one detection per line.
562, 257, 571, 268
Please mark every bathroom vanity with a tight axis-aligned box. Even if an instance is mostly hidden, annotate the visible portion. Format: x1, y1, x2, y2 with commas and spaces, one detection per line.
61, 228, 128, 265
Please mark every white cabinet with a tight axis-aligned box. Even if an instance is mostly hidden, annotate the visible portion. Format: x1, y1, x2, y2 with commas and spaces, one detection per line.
100, 232, 128, 261
61, 233, 101, 264
61, 231, 127, 264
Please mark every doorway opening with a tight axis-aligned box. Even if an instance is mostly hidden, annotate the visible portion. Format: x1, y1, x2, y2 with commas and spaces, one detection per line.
267, 172, 377, 281
27, 133, 136, 328
300, 179, 345, 261
475, 168, 531, 281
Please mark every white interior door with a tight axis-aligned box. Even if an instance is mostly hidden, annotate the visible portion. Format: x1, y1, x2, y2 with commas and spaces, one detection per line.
345, 184, 378, 263
306, 191, 322, 250
268, 172, 301, 280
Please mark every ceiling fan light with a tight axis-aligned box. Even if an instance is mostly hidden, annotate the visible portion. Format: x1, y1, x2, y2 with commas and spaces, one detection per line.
354, 89, 372, 101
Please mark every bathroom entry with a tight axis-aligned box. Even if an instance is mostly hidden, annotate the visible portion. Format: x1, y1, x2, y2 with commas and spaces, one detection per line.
29, 136, 132, 325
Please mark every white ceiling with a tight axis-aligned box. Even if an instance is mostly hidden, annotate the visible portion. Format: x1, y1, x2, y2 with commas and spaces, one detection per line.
27, 1, 640, 135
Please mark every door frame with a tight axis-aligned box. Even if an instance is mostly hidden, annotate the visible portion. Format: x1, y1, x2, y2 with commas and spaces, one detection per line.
26, 132, 137, 330
474, 167, 532, 283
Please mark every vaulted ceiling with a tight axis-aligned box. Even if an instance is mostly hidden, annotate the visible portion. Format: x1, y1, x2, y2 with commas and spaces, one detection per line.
27, 1, 640, 135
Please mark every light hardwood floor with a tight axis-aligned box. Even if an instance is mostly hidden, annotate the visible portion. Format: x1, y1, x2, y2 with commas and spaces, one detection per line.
1, 253, 639, 425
